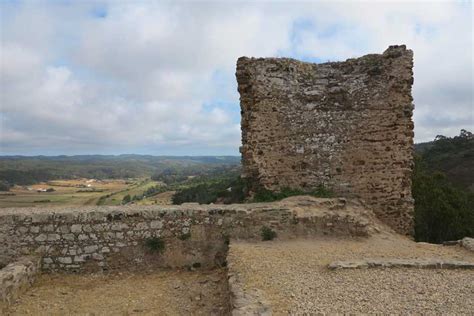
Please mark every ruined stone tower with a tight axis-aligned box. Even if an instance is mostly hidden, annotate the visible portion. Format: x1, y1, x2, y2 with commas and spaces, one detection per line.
236, 45, 414, 235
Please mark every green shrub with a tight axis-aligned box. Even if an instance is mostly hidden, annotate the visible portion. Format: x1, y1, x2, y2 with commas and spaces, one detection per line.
261, 226, 277, 241
0, 181, 11, 192
222, 233, 230, 245
178, 232, 191, 240
252, 188, 280, 202
172, 175, 333, 205
33, 199, 51, 203
311, 184, 334, 198
172, 175, 247, 205
122, 194, 131, 204
252, 184, 333, 203
144, 237, 165, 253
413, 155, 474, 243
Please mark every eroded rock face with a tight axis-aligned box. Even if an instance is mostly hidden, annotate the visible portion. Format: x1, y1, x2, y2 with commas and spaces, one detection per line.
237, 45, 415, 235
0, 256, 40, 312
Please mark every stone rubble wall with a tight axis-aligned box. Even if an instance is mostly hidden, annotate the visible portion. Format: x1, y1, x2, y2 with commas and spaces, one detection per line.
0, 256, 40, 312
227, 244, 272, 316
0, 197, 373, 272
237, 45, 415, 235
328, 258, 474, 270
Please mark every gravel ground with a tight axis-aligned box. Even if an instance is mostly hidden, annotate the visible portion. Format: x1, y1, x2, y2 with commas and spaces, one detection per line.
228, 234, 474, 314
6, 268, 230, 315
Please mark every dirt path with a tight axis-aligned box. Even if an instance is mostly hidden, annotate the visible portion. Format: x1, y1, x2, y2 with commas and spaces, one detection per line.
7, 269, 229, 315
228, 234, 474, 314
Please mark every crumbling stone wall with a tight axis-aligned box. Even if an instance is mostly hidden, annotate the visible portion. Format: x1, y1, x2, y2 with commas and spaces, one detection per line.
237, 45, 414, 234
0, 198, 373, 272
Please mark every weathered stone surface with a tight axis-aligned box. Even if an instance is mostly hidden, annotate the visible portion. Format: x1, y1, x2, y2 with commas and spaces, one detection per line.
228, 251, 272, 316
0, 256, 40, 312
0, 197, 378, 272
71, 224, 82, 233
237, 45, 415, 235
328, 258, 474, 270
57, 257, 72, 264
229, 275, 271, 316
461, 237, 474, 252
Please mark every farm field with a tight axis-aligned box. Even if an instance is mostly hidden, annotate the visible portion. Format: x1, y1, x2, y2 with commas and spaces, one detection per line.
0, 178, 168, 208
97, 178, 166, 206
135, 190, 176, 205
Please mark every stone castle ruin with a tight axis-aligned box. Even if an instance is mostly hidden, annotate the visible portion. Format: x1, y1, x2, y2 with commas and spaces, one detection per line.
237, 45, 415, 235
1, 46, 424, 312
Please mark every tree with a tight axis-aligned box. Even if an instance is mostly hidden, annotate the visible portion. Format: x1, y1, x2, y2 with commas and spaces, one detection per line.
0, 181, 11, 192
413, 156, 474, 243
459, 129, 473, 139
122, 194, 131, 204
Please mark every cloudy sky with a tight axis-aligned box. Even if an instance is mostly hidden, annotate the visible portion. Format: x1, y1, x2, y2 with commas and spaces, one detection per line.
1, 0, 472, 155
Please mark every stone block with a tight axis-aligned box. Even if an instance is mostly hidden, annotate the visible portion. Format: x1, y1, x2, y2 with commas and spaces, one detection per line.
71, 224, 82, 233
57, 257, 72, 264
47, 234, 60, 241
63, 234, 75, 241
43, 224, 54, 232
150, 220, 163, 229
78, 234, 89, 241
84, 245, 99, 254
34, 234, 47, 242
57, 225, 70, 233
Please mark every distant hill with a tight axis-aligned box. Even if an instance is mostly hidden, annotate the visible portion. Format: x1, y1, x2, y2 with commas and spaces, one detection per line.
415, 129, 473, 192
0, 155, 241, 186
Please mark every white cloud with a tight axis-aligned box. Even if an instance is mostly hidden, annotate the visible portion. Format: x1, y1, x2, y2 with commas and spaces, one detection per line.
0, 1, 472, 155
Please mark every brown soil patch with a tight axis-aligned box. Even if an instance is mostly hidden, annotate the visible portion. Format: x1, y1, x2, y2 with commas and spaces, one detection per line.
6, 269, 229, 315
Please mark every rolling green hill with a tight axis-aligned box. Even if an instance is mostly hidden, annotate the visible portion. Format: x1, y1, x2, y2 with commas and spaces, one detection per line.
0, 155, 240, 187
415, 129, 473, 192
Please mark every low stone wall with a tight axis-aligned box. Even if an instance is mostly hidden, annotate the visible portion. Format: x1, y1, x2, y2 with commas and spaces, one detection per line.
228, 245, 272, 316
0, 197, 375, 272
328, 258, 474, 270
0, 256, 40, 312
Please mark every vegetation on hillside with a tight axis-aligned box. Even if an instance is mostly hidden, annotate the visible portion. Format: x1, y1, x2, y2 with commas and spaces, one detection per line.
415, 129, 473, 191
0, 181, 12, 192
251, 185, 333, 203
171, 169, 245, 204
413, 130, 474, 243
121, 184, 168, 205
0, 155, 240, 188
172, 172, 333, 204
